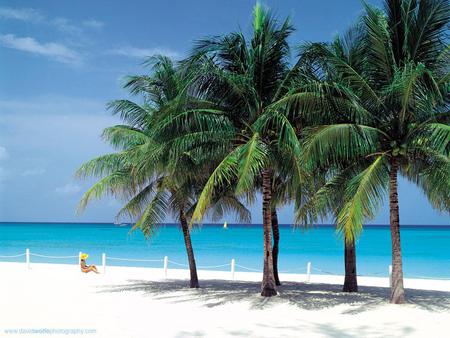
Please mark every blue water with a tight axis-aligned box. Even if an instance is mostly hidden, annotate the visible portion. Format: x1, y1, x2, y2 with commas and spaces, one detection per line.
1, 222, 449, 279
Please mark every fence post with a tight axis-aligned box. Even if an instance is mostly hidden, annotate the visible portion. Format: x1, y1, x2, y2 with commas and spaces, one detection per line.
102, 253, 106, 274
163, 256, 168, 278
389, 265, 392, 288
231, 258, 235, 280
306, 262, 311, 283
26, 248, 30, 269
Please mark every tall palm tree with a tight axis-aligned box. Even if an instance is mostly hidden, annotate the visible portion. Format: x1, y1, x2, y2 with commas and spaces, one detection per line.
76, 56, 250, 288
299, 0, 449, 303
176, 4, 307, 297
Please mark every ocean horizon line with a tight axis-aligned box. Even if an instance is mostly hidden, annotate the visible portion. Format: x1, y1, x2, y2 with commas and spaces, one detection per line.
1, 221, 449, 228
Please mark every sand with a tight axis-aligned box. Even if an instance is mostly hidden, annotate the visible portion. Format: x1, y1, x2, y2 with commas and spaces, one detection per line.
1, 262, 450, 338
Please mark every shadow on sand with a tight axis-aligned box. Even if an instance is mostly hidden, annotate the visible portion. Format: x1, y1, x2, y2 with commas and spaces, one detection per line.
97, 279, 450, 313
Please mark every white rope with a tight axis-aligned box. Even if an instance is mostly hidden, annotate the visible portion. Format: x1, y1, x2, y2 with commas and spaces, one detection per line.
235, 264, 261, 272
279, 268, 307, 273
197, 263, 231, 269
107, 257, 163, 263
312, 267, 335, 275
30, 253, 79, 259
359, 272, 386, 277
167, 260, 189, 267
0, 253, 26, 258
408, 275, 450, 280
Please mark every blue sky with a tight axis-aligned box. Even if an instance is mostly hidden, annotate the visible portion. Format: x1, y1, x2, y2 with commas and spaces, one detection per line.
0, 0, 448, 225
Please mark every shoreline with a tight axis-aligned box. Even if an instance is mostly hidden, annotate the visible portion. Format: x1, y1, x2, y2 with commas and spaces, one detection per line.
2, 262, 450, 337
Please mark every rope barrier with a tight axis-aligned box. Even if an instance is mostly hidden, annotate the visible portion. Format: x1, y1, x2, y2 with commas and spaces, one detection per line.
279, 267, 307, 273
107, 257, 163, 263
0, 253, 26, 258
359, 272, 386, 277
407, 275, 450, 280
167, 260, 190, 268
197, 263, 231, 269
2, 250, 449, 281
29, 253, 79, 259
312, 267, 335, 275
235, 264, 261, 272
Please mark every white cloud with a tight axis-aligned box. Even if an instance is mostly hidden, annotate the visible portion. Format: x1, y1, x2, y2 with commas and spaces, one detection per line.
0, 7, 43, 22
55, 183, 81, 195
0, 7, 103, 33
0, 146, 8, 160
82, 19, 104, 29
51, 17, 82, 35
0, 34, 81, 64
21, 168, 46, 177
110, 46, 181, 60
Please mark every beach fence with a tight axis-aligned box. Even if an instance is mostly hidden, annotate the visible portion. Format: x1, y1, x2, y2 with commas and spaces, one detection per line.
0, 248, 322, 281
2, 249, 437, 282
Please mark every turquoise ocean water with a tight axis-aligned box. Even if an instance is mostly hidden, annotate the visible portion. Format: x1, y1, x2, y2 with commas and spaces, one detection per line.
1, 222, 449, 279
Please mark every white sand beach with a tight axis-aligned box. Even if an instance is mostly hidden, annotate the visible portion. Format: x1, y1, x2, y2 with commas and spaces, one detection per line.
1, 262, 450, 338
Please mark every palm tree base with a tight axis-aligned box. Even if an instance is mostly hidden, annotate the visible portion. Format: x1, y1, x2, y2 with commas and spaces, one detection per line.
261, 287, 277, 297
342, 277, 358, 292
390, 286, 405, 304
190, 282, 200, 289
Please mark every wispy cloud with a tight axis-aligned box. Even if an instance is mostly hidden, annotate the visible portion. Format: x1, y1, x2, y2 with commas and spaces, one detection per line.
21, 168, 46, 177
82, 19, 104, 29
51, 17, 82, 35
0, 34, 81, 64
0, 7, 43, 22
55, 183, 81, 195
0, 146, 8, 160
110, 46, 181, 60
0, 6, 104, 34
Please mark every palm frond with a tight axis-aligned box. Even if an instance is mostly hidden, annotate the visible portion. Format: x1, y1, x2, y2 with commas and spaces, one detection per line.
130, 189, 169, 238
337, 156, 389, 241
235, 133, 269, 193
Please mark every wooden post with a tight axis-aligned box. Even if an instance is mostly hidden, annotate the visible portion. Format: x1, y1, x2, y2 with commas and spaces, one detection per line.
26, 248, 30, 269
163, 256, 168, 278
102, 253, 106, 274
389, 265, 392, 288
231, 258, 235, 280
306, 262, 311, 283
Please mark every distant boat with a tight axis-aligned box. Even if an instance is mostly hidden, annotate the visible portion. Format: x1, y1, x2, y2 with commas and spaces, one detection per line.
223, 222, 228, 229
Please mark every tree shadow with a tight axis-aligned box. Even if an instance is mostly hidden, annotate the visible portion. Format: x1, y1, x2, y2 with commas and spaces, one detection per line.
97, 278, 450, 313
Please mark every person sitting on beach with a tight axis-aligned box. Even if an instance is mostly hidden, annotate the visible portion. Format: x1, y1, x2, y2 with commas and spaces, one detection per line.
80, 253, 99, 274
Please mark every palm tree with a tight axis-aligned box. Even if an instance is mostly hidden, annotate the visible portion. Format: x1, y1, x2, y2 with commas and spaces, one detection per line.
299, 0, 449, 303
76, 56, 250, 288
175, 4, 307, 297
297, 168, 362, 292
269, 173, 297, 286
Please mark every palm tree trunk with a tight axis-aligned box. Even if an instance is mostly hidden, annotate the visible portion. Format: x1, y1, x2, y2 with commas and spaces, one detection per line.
389, 159, 405, 304
343, 235, 358, 292
261, 169, 277, 297
271, 208, 281, 286
179, 209, 199, 288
